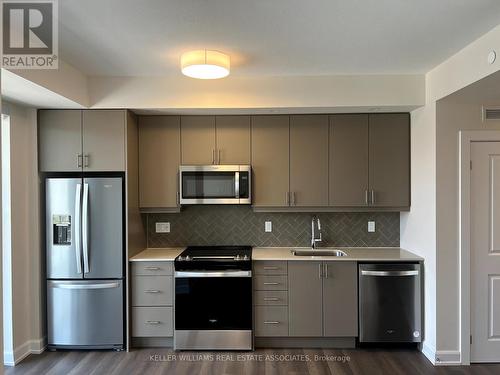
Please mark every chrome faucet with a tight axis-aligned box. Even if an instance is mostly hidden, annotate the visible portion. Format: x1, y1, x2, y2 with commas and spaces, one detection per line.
311, 216, 322, 249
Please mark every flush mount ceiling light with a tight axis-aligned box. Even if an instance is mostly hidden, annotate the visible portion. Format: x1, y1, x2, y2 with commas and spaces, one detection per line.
181, 50, 230, 79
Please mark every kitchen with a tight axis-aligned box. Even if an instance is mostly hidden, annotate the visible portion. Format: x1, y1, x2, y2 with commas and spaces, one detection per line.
2, 1, 500, 374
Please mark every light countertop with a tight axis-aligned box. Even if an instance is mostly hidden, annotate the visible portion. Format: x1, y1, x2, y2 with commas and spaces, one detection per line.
129, 247, 185, 262
252, 247, 423, 262
130, 246, 422, 262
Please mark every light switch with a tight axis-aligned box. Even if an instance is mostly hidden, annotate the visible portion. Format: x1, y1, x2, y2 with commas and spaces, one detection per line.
156, 222, 170, 233
265, 221, 272, 233
368, 221, 376, 233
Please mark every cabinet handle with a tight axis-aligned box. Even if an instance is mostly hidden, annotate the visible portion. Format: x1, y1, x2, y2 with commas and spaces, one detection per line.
263, 321, 280, 324
176, 191, 180, 206
145, 320, 161, 325
371, 190, 375, 205
318, 263, 322, 279
144, 289, 160, 293
324, 264, 328, 279
285, 192, 289, 206
263, 297, 279, 301
263, 266, 278, 270
144, 266, 160, 271
263, 282, 279, 285
292, 192, 296, 206
218, 149, 221, 164
84, 154, 90, 167
77, 154, 83, 168
365, 190, 369, 205
212, 149, 215, 164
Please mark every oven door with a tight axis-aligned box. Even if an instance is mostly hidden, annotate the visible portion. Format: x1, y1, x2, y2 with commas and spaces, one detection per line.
179, 165, 251, 204
175, 271, 252, 330
174, 270, 253, 350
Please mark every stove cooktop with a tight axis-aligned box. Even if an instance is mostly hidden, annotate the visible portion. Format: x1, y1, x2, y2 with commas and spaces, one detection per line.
174, 246, 252, 271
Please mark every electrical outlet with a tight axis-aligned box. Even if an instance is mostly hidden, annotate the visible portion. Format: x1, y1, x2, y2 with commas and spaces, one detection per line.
156, 222, 170, 233
265, 221, 272, 233
368, 221, 376, 233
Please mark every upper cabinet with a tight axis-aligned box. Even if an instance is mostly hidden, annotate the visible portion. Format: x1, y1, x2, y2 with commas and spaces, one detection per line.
329, 114, 369, 206
180, 116, 216, 165
289, 115, 329, 207
82, 110, 126, 171
251, 116, 290, 207
181, 115, 250, 165
215, 116, 250, 164
368, 113, 410, 207
329, 113, 410, 209
39, 110, 82, 172
39, 109, 126, 172
138, 116, 180, 209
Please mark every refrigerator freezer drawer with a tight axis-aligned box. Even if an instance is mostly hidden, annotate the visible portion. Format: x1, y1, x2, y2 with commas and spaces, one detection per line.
47, 280, 124, 349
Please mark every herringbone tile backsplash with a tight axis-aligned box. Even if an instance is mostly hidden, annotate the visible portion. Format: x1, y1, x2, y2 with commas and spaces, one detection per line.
147, 206, 400, 247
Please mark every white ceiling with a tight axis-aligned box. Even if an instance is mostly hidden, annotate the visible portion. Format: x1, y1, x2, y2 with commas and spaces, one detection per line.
58, 0, 500, 77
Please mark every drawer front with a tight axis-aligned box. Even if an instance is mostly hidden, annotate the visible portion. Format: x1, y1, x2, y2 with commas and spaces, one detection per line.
132, 307, 173, 337
132, 276, 173, 306
255, 306, 288, 337
131, 261, 173, 276
254, 275, 288, 291
254, 291, 288, 306
254, 261, 287, 275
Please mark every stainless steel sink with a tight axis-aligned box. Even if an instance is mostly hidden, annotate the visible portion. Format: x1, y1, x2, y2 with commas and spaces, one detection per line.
291, 249, 348, 257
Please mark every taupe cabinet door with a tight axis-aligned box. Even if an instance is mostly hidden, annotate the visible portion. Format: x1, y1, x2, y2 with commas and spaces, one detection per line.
181, 116, 216, 165
288, 261, 323, 336
139, 116, 180, 208
329, 115, 369, 206
39, 110, 82, 172
368, 114, 410, 207
251, 116, 290, 207
215, 116, 250, 164
82, 110, 126, 171
290, 115, 329, 206
322, 262, 358, 337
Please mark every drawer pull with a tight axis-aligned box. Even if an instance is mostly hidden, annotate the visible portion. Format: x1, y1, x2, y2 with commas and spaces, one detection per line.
145, 320, 161, 325
263, 297, 279, 301
263, 282, 279, 285
144, 289, 161, 293
263, 267, 278, 270
263, 321, 280, 324
144, 266, 160, 271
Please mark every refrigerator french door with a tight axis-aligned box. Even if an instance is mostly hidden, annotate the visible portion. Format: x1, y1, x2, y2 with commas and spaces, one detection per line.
45, 174, 124, 350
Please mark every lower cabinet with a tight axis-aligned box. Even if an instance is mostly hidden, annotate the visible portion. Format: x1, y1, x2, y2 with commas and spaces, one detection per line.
287, 261, 358, 338
130, 261, 174, 341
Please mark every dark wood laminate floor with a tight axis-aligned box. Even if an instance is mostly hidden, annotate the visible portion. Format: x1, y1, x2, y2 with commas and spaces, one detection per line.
4, 348, 500, 375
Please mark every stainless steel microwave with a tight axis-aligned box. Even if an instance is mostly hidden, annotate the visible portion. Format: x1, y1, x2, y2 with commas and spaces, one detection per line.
179, 165, 251, 205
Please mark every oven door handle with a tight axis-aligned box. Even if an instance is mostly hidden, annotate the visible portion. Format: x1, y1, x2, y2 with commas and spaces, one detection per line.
175, 270, 252, 278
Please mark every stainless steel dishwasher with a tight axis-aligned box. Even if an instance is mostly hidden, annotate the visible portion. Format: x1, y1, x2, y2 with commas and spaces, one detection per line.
359, 263, 422, 343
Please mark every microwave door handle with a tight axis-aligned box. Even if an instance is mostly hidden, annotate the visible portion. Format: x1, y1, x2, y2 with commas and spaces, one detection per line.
82, 183, 90, 274
74, 183, 82, 274
235, 171, 240, 199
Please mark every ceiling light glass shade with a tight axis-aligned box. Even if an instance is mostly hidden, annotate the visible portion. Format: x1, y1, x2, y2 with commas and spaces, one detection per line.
181, 50, 230, 79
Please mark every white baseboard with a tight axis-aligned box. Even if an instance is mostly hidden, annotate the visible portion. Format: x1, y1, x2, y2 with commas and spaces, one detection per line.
3, 337, 46, 366
435, 350, 461, 365
421, 342, 436, 365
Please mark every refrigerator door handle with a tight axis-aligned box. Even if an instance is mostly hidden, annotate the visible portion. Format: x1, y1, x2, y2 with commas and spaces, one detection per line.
82, 183, 90, 273
74, 183, 82, 274
50, 281, 120, 290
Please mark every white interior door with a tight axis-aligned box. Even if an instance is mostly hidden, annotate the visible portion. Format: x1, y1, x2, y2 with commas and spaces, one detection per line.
471, 141, 500, 362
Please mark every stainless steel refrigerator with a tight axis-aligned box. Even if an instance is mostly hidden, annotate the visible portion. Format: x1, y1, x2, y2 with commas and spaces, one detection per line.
45, 174, 124, 350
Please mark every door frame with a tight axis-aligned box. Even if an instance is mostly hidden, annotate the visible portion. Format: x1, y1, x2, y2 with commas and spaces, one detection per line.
459, 130, 500, 365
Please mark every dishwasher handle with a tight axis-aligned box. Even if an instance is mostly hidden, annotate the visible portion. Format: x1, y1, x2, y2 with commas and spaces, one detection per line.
360, 270, 419, 277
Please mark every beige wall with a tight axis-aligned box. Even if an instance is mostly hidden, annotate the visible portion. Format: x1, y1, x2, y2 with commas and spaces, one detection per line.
2, 101, 42, 364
